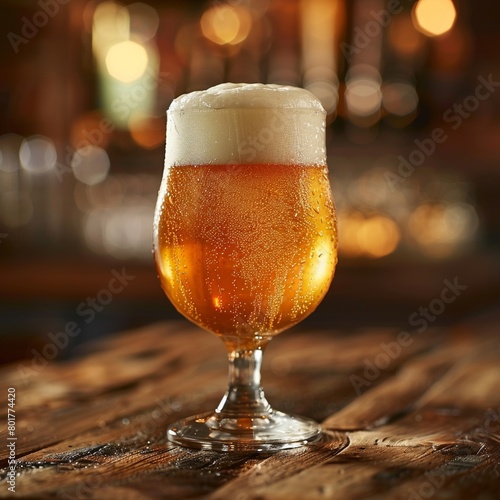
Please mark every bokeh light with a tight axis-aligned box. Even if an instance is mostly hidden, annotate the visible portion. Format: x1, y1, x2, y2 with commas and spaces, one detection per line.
201, 5, 252, 45
19, 136, 57, 174
301, 0, 341, 116
382, 81, 419, 118
81, 174, 157, 260
103, 202, 154, 259
128, 2, 159, 43
345, 77, 382, 119
105, 40, 149, 82
92, 1, 130, 57
339, 211, 400, 259
412, 0, 457, 37
359, 215, 401, 258
408, 202, 479, 257
129, 112, 165, 149
71, 146, 110, 185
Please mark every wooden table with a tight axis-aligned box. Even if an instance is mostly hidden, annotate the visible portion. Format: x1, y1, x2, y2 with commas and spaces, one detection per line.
1, 319, 499, 499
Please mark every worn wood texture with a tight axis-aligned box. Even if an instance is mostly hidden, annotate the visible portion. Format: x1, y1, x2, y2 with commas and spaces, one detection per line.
1, 319, 499, 499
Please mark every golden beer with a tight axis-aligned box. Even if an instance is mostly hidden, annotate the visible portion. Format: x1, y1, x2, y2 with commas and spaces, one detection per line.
154, 83, 338, 450
155, 163, 337, 347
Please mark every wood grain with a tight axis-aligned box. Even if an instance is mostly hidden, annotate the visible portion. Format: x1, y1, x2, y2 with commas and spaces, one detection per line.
1, 319, 499, 499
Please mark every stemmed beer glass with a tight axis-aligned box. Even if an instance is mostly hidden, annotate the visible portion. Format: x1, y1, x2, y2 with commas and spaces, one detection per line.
153, 83, 338, 451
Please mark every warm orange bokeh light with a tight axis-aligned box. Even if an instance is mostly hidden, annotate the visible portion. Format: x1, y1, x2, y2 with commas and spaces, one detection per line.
129, 114, 165, 149
412, 0, 457, 37
200, 5, 252, 46
339, 211, 400, 259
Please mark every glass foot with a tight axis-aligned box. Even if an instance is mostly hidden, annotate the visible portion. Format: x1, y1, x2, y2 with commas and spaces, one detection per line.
167, 410, 322, 451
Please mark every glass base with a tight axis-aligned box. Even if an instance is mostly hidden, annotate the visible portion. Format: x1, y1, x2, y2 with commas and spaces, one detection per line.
167, 410, 322, 451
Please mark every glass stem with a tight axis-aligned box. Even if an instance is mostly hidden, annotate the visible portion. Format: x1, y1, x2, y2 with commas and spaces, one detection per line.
216, 348, 272, 418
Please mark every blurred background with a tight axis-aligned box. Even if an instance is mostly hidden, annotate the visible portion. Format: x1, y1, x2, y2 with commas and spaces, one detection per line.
0, 0, 499, 363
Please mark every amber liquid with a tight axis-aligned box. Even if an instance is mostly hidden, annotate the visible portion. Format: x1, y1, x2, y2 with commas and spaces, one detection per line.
154, 164, 338, 347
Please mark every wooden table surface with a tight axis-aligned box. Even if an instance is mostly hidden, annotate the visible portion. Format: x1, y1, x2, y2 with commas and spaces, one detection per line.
1, 318, 499, 499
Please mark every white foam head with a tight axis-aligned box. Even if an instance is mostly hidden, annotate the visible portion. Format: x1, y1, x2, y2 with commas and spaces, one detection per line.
165, 83, 326, 167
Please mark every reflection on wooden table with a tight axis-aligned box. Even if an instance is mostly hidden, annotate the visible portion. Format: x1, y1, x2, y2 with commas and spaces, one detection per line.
1, 319, 499, 499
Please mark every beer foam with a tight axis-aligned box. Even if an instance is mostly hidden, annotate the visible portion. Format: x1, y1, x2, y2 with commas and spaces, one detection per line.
165, 83, 326, 167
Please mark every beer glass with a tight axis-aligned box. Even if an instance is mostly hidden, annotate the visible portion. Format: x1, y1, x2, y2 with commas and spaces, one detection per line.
153, 83, 338, 451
